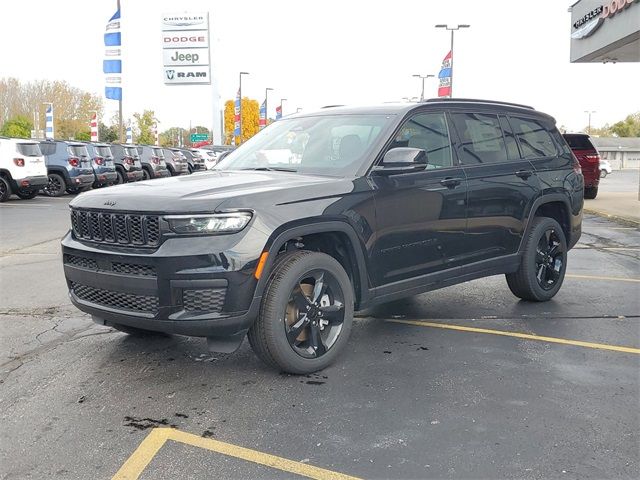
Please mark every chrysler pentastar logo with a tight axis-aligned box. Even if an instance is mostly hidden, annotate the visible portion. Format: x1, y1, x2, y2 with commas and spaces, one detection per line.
104, 200, 116, 206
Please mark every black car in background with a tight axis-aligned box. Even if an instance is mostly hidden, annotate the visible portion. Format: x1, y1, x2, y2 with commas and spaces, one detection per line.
180, 148, 206, 173
39, 140, 95, 196
62, 99, 583, 374
109, 144, 144, 184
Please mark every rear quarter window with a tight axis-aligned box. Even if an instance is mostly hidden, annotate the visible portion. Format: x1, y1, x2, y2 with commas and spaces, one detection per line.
68, 145, 89, 157
510, 116, 558, 158
39, 143, 57, 156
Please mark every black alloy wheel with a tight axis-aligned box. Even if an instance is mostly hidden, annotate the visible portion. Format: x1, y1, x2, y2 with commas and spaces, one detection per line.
115, 170, 125, 185
0, 176, 11, 202
142, 168, 151, 180
285, 270, 346, 359
248, 250, 354, 374
534, 228, 565, 291
16, 189, 38, 200
43, 173, 65, 197
506, 217, 568, 302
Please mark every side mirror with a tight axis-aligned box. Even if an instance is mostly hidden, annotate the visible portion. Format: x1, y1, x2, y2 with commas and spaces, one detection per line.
372, 147, 428, 175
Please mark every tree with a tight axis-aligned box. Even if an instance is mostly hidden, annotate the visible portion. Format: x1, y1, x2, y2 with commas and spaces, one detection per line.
611, 112, 640, 137
133, 110, 156, 145
99, 122, 119, 143
585, 124, 612, 137
0, 115, 33, 138
223, 97, 260, 145
75, 131, 91, 141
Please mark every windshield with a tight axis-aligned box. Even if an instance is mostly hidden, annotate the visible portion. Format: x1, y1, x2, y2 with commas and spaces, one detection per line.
69, 145, 89, 157
17, 143, 42, 156
95, 146, 113, 158
215, 114, 393, 176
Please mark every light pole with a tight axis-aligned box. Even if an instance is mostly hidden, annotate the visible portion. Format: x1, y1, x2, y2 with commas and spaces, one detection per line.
435, 24, 470, 97
584, 110, 596, 135
412, 74, 435, 102
280, 98, 287, 118
238, 71, 249, 142
265, 87, 273, 126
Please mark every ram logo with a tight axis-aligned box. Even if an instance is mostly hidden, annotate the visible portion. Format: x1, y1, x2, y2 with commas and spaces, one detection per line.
166, 69, 175, 80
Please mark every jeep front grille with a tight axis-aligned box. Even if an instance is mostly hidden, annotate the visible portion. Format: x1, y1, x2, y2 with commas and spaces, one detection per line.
70, 209, 161, 247
70, 281, 158, 313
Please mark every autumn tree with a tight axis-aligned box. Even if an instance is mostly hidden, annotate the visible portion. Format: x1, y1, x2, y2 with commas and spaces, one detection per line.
223, 97, 260, 145
133, 110, 156, 145
611, 112, 640, 137
0, 115, 32, 138
99, 123, 119, 143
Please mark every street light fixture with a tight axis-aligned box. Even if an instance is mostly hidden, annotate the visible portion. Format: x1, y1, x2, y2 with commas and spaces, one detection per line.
238, 72, 249, 142
435, 24, 470, 97
584, 110, 596, 135
412, 74, 435, 102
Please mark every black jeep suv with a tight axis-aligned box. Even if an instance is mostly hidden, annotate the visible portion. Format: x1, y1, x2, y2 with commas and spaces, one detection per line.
62, 99, 583, 373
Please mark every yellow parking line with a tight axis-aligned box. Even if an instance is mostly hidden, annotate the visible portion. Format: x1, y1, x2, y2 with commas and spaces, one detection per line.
566, 274, 640, 283
387, 320, 640, 355
113, 428, 362, 480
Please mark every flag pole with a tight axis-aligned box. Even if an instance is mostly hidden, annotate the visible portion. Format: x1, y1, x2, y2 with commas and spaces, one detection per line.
117, 0, 123, 143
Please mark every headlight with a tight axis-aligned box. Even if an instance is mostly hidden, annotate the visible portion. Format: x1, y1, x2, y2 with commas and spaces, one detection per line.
165, 212, 252, 234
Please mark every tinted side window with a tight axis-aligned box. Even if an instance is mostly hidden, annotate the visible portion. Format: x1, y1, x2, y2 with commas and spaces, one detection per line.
499, 116, 520, 160
451, 113, 508, 165
510, 116, 557, 158
390, 112, 452, 168
39, 143, 56, 156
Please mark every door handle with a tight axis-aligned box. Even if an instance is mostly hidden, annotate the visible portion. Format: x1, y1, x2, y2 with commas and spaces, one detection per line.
515, 170, 533, 179
440, 177, 462, 188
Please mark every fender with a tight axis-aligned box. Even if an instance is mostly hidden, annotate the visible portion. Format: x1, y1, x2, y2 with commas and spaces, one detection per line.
519, 194, 573, 252
0, 168, 13, 182
255, 219, 372, 309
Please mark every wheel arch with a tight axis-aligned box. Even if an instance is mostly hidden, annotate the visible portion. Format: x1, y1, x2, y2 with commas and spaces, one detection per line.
0, 168, 13, 181
524, 195, 572, 249
47, 166, 71, 186
256, 220, 371, 310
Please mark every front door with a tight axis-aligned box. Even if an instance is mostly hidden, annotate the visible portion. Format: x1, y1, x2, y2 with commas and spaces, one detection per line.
371, 111, 467, 287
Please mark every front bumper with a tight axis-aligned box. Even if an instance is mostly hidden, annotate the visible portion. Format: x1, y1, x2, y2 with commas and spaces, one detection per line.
61, 229, 266, 337
12, 175, 48, 190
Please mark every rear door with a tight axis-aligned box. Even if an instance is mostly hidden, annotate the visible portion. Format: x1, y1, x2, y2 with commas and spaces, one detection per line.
16, 142, 47, 177
68, 144, 93, 175
371, 110, 467, 286
450, 111, 540, 263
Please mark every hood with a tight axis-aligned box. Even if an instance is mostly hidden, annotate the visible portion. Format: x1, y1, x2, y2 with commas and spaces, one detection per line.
69, 170, 344, 213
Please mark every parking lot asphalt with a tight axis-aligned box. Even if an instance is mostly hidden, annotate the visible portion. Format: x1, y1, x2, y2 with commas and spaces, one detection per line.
1, 193, 639, 480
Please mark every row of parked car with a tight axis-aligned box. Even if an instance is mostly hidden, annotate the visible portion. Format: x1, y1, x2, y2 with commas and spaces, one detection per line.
0, 138, 235, 201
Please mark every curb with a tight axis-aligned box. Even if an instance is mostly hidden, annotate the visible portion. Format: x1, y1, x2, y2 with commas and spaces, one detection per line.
584, 208, 640, 228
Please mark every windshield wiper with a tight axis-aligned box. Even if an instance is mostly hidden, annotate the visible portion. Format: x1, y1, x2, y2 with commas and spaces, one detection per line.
241, 167, 298, 172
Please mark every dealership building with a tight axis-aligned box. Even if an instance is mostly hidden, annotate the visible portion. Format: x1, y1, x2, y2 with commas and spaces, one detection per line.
569, 0, 640, 62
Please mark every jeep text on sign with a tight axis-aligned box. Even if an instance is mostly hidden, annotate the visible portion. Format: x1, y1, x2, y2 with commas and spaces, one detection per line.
163, 48, 208, 66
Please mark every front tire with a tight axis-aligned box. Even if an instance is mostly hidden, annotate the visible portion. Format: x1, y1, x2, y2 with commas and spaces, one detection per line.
42, 173, 66, 197
248, 251, 354, 374
506, 217, 567, 302
584, 186, 598, 199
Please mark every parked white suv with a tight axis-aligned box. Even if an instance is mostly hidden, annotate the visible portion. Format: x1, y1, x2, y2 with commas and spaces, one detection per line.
0, 137, 48, 201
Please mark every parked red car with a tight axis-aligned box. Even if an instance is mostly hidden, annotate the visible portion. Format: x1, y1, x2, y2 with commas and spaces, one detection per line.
563, 133, 600, 199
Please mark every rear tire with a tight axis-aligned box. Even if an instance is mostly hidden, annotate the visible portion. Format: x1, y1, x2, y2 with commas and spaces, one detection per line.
16, 189, 38, 200
111, 324, 168, 337
506, 217, 567, 302
599, 170, 607, 179
0, 176, 11, 202
115, 169, 125, 185
42, 173, 66, 197
248, 250, 354, 374
142, 167, 152, 180
584, 186, 598, 199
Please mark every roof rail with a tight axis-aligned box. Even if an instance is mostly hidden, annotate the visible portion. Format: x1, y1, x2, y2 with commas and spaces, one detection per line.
321, 105, 345, 109
425, 98, 534, 110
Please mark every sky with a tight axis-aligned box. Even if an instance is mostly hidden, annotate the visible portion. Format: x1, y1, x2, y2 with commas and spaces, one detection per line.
1, 0, 638, 138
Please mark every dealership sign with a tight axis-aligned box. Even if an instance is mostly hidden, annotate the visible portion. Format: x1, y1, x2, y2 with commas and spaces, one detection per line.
572, 0, 638, 39
161, 12, 210, 85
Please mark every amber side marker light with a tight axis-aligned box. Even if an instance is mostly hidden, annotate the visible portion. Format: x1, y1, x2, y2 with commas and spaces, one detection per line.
254, 252, 269, 279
